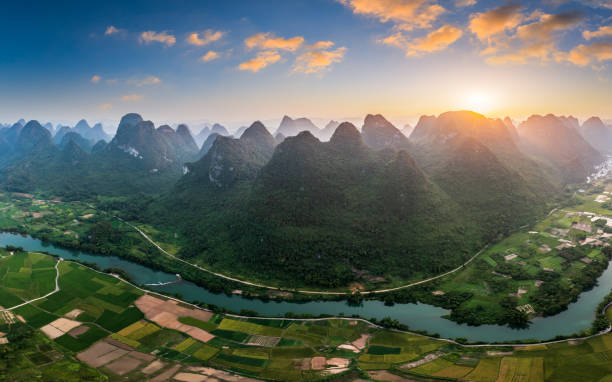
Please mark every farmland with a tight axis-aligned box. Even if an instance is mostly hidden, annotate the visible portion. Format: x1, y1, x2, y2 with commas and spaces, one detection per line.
3, 250, 612, 381
3, 186, 612, 329
401, 185, 612, 326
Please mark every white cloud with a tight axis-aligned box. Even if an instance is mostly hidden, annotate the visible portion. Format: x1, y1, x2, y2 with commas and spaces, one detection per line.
456, 0, 476, 7
105, 25, 121, 35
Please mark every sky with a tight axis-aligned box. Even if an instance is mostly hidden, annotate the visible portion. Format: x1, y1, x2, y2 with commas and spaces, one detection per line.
0, 0, 611, 130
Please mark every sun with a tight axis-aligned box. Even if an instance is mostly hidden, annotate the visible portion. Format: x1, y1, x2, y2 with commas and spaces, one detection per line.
463, 91, 494, 114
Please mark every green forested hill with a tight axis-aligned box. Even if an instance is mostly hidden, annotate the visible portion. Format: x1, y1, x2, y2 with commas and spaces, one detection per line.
0, 112, 602, 289
154, 123, 484, 287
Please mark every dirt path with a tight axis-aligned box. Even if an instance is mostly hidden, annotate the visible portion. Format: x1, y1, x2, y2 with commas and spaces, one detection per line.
0, 257, 61, 312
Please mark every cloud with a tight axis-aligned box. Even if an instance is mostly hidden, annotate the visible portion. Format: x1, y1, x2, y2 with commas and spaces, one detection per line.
98, 103, 112, 111
546, 0, 612, 9
379, 24, 462, 56
308, 41, 336, 50
128, 76, 161, 87
485, 42, 556, 65
201, 50, 220, 62
121, 94, 143, 101
238, 51, 281, 72
475, 9, 585, 66
139, 31, 176, 46
339, 0, 445, 30
90, 75, 101, 84
105, 25, 121, 35
583, 25, 612, 40
294, 47, 347, 74
456, 0, 476, 7
244, 32, 304, 51
515, 11, 583, 42
186, 30, 225, 46
556, 41, 612, 67
469, 3, 524, 41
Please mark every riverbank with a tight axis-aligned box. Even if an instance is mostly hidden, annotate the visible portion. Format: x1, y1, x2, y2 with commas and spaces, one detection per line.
4, 249, 612, 382
3, 232, 612, 343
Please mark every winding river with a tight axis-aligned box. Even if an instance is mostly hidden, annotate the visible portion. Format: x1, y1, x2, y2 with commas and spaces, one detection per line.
2, 231, 611, 343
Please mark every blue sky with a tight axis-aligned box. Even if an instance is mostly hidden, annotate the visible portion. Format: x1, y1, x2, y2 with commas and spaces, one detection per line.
0, 0, 611, 130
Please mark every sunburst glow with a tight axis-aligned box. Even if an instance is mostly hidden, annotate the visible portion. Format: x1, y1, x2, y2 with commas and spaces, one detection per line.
463, 91, 495, 114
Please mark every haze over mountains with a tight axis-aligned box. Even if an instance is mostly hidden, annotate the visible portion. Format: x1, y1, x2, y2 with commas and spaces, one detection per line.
1, 110, 611, 286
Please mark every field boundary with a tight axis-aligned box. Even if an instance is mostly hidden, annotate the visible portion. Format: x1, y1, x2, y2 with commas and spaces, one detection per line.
56, 256, 612, 348
0, 257, 61, 312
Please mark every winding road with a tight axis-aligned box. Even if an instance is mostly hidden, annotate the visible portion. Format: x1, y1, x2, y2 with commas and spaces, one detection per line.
119, 215, 488, 295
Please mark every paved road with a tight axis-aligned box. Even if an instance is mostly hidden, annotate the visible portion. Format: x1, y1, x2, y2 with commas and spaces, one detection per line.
116, 205, 559, 295
120, 216, 488, 295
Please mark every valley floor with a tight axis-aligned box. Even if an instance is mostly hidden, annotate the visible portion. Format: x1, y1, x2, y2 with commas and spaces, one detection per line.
2, 251, 612, 381
1, 181, 612, 328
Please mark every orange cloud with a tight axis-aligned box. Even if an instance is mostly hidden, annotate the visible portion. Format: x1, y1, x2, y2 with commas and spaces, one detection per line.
90, 75, 101, 84
98, 103, 112, 111
186, 30, 225, 46
308, 41, 335, 50
409, 25, 463, 55
485, 42, 556, 65
469, 3, 523, 41
583, 25, 612, 40
238, 51, 281, 72
557, 41, 612, 67
475, 9, 585, 67
121, 94, 143, 101
244, 33, 304, 51
294, 47, 346, 74
201, 50, 220, 62
139, 31, 176, 46
379, 24, 462, 56
339, 0, 445, 30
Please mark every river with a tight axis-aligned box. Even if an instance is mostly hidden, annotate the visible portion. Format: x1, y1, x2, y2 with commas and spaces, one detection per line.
1, 231, 610, 342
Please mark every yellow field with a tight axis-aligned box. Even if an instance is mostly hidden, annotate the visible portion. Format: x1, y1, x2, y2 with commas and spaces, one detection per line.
218, 318, 283, 337
126, 322, 160, 340
110, 333, 140, 348
117, 320, 145, 337
173, 338, 196, 352
192, 344, 219, 361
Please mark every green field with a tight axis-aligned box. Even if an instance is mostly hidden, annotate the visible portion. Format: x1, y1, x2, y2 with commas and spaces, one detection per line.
418, 188, 612, 326
4, 250, 612, 381
0, 251, 57, 308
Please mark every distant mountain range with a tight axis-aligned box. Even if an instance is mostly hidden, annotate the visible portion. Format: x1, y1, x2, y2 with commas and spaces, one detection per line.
1, 110, 610, 287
